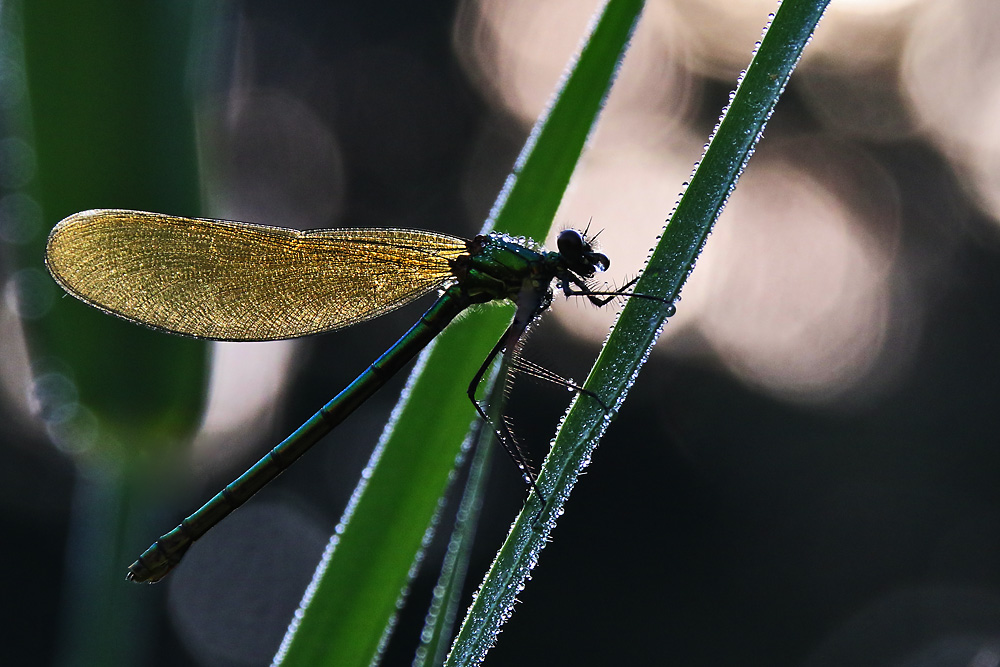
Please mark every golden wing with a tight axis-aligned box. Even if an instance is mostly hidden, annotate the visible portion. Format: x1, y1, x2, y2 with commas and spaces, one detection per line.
45, 209, 469, 341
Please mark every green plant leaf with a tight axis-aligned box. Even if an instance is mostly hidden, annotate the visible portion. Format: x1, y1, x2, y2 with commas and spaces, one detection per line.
445, 1, 831, 664
275, 1, 645, 665
20, 1, 206, 454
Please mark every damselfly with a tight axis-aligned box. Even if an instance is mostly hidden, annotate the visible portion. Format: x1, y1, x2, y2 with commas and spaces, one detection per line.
45, 209, 649, 583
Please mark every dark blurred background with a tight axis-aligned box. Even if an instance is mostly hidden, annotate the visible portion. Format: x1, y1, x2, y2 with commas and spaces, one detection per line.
4, 0, 1000, 665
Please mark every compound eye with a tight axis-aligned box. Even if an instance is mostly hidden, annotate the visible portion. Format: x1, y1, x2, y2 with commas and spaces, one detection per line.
557, 229, 584, 258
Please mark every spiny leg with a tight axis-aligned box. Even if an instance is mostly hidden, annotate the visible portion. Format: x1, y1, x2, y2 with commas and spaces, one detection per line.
511, 356, 609, 411
466, 323, 546, 503
563, 273, 673, 307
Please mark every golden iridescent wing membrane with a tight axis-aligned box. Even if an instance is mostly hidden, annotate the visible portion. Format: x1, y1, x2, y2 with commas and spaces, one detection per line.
45, 210, 468, 341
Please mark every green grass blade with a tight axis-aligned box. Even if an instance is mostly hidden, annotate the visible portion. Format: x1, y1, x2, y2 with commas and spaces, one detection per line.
445, 1, 831, 664
414, 352, 512, 667
413, 417, 495, 667
275, 1, 644, 665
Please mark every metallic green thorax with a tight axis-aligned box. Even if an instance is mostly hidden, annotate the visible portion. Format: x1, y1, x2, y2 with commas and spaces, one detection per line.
452, 234, 553, 302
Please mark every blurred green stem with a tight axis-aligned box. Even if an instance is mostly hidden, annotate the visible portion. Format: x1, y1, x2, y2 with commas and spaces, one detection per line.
15, 0, 205, 664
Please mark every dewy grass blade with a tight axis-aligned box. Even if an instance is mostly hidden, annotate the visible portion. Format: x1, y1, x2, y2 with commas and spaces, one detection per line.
413, 374, 500, 667
276, 1, 646, 665
445, 1, 831, 664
